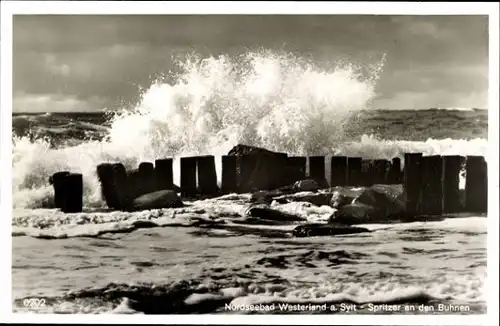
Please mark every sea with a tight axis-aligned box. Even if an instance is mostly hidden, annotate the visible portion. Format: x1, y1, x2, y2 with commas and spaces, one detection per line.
10, 53, 488, 314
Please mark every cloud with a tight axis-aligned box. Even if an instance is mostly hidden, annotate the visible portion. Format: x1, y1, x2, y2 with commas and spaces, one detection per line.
392, 17, 457, 40
12, 15, 489, 112
44, 55, 71, 77
376, 61, 488, 100
14, 43, 173, 110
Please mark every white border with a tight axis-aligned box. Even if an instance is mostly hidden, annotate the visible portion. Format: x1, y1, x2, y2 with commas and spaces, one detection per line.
0, 1, 498, 15
1, 1, 499, 325
486, 3, 500, 326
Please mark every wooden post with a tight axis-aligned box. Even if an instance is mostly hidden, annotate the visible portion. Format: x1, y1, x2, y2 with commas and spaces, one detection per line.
330, 156, 347, 186
361, 160, 373, 186
238, 155, 257, 192
442, 156, 463, 213
126, 162, 155, 200
465, 156, 487, 213
221, 155, 238, 194
388, 157, 402, 184
126, 170, 141, 200
197, 155, 218, 196
238, 153, 288, 192
113, 163, 130, 210
138, 162, 155, 195
62, 173, 83, 213
50, 171, 70, 209
154, 158, 173, 191
347, 157, 363, 186
287, 156, 307, 184
373, 159, 389, 185
404, 153, 423, 217
421, 155, 443, 215
180, 156, 197, 198
309, 156, 326, 186
96, 163, 129, 210
96, 163, 119, 209
271, 152, 290, 189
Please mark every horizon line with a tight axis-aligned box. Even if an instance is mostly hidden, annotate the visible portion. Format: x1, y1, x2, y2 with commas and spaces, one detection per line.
11, 107, 489, 115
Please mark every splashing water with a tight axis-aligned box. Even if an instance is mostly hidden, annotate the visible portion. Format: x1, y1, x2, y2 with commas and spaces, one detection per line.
11, 51, 487, 209
106, 51, 382, 156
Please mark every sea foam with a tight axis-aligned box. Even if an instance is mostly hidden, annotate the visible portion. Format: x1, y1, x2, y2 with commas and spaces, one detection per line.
11, 51, 487, 209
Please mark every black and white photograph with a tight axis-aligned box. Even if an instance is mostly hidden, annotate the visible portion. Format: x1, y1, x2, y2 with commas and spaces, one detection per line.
1, 1, 498, 323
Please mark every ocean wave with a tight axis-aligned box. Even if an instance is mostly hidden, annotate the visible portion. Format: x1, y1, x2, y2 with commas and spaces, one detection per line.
11, 182, 487, 239
13, 272, 486, 314
10, 51, 488, 210
13, 116, 109, 144
12, 135, 487, 210
432, 107, 486, 112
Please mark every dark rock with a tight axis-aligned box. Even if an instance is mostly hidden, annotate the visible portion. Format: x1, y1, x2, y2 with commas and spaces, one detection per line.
330, 203, 383, 224
250, 191, 275, 205
277, 183, 296, 192
292, 223, 370, 237
227, 144, 281, 156
131, 220, 159, 228
245, 204, 305, 222
97, 162, 184, 211
329, 190, 356, 208
129, 190, 183, 212
330, 185, 404, 224
315, 178, 330, 189
250, 189, 289, 204
233, 217, 293, 226
293, 179, 321, 192
354, 186, 404, 217
227, 144, 290, 192
275, 192, 334, 207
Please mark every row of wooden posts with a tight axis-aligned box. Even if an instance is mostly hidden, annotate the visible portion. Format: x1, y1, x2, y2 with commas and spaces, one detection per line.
404, 154, 487, 216
182, 155, 404, 197
51, 153, 488, 215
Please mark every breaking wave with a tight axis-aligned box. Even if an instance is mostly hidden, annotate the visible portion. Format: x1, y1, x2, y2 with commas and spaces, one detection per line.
11, 51, 488, 209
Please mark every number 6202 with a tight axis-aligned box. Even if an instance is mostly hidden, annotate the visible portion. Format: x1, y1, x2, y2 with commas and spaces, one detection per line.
23, 298, 46, 308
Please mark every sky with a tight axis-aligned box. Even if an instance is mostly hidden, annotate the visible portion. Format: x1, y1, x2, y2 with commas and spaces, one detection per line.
12, 14, 489, 113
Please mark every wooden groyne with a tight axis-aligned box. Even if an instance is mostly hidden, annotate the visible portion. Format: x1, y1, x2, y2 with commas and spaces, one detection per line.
51, 150, 488, 216
49, 172, 83, 213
